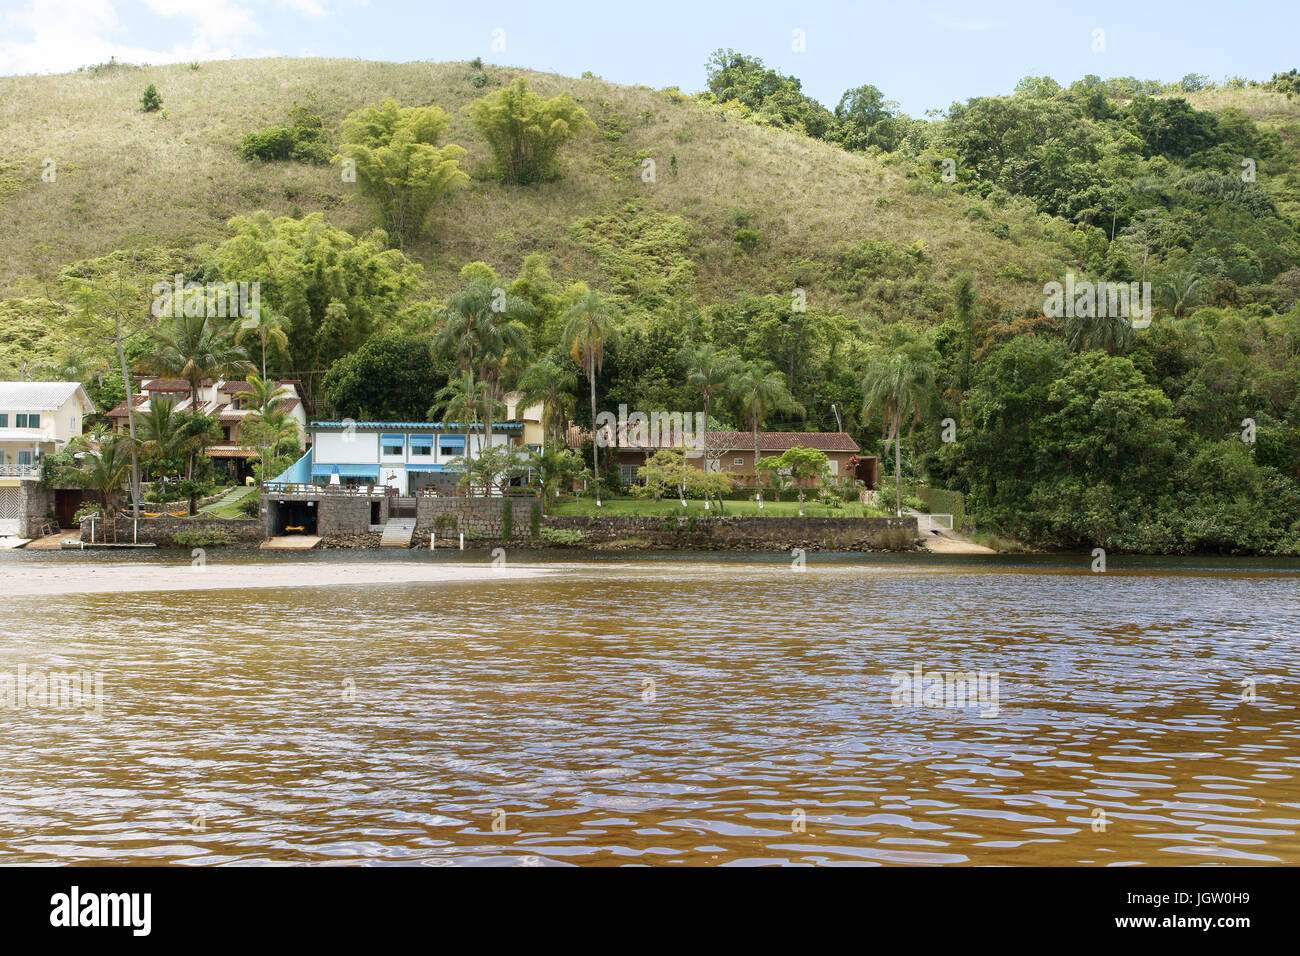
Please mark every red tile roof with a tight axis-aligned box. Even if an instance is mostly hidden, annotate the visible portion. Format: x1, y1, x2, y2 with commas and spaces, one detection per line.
705, 431, 859, 453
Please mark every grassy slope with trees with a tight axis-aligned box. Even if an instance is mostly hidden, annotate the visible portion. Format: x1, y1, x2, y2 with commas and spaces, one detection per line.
2, 56, 1299, 553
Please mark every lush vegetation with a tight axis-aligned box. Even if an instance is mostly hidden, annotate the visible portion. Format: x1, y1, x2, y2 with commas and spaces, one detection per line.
2, 56, 1298, 552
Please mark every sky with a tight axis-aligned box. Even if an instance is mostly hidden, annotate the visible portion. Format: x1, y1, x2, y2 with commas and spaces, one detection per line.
1, 0, 1297, 115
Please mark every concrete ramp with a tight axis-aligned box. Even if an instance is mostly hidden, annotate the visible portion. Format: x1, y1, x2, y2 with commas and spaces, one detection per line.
380, 518, 416, 548
261, 535, 322, 550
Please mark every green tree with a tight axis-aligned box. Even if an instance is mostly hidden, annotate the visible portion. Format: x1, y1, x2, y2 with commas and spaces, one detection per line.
466, 78, 594, 184
832, 84, 902, 151
138, 312, 253, 398
77, 435, 135, 541
561, 291, 620, 491
334, 99, 469, 248
516, 356, 578, 451
682, 343, 741, 450
209, 212, 423, 399
862, 351, 935, 516
726, 360, 803, 505
322, 332, 442, 420
140, 84, 162, 112
235, 304, 290, 380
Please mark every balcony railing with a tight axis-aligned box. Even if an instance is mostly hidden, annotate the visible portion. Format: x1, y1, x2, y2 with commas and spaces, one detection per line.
0, 464, 39, 478
261, 481, 390, 497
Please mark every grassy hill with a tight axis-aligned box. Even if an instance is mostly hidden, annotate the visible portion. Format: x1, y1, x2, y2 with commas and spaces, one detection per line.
0, 57, 1079, 318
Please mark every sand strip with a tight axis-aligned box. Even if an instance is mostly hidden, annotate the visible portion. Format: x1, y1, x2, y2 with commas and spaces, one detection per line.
5, 561, 558, 597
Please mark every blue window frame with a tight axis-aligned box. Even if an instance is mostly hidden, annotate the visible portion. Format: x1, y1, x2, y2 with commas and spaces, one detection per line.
381, 434, 405, 456
409, 435, 434, 456
438, 434, 466, 457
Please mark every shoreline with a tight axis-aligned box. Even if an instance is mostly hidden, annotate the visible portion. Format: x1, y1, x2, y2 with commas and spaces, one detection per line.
3, 560, 558, 597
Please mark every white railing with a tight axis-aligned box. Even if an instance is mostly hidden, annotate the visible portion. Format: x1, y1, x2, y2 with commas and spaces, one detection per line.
917, 513, 955, 532
0, 464, 39, 478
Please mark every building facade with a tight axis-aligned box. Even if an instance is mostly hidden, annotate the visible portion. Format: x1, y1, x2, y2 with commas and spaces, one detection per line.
0, 381, 96, 536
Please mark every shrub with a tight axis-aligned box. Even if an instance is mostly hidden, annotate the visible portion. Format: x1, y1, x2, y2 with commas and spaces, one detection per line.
540, 526, 585, 546
237, 496, 260, 517
172, 528, 235, 548
733, 228, 763, 253
238, 108, 331, 165
140, 84, 162, 112
74, 501, 102, 522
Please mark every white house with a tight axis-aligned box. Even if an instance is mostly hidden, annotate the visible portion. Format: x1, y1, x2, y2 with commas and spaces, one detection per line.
106, 377, 307, 480
0, 381, 96, 536
289, 420, 522, 495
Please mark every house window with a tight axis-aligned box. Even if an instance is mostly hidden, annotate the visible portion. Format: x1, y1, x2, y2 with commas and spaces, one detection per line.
16, 413, 40, 428
411, 443, 432, 456
733, 457, 744, 466
439, 436, 466, 458
381, 435, 405, 456
18, 451, 33, 466
0, 449, 5, 464
0, 414, 7, 426
620, 464, 640, 484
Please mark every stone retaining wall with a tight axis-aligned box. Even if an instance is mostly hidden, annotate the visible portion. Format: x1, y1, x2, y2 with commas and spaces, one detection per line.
80, 516, 262, 546
417, 497, 540, 541
540, 515, 919, 551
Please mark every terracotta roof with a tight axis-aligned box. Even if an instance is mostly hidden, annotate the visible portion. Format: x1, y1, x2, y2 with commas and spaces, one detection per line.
140, 379, 191, 392
205, 446, 261, 459
276, 398, 300, 412
219, 381, 253, 393
705, 431, 860, 453
104, 395, 149, 418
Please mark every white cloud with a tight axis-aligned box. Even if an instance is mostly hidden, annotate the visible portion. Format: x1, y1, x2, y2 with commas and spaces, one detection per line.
0, 0, 273, 75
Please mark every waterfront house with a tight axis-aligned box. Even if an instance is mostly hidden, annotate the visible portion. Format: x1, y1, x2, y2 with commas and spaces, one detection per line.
594, 426, 875, 489
0, 381, 97, 535
289, 420, 523, 496
105, 377, 307, 480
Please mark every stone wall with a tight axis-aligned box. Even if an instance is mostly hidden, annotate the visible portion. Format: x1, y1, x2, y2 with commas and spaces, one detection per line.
80, 515, 262, 546
539, 515, 919, 551
417, 497, 539, 541
19, 482, 53, 538
318, 496, 387, 536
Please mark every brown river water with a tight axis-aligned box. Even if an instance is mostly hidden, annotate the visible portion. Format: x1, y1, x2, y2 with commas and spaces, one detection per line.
1, 550, 1297, 866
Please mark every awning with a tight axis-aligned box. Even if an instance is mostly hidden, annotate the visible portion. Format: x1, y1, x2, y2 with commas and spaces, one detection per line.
438, 435, 466, 448
408, 435, 434, 448
311, 464, 379, 478
380, 434, 405, 445
406, 463, 462, 473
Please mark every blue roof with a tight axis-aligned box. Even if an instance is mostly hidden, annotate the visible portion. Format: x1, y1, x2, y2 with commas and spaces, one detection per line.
311, 421, 522, 431
311, 464, 380, 478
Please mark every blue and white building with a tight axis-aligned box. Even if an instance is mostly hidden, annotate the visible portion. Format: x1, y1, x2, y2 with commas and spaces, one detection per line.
277, 421, 523, 495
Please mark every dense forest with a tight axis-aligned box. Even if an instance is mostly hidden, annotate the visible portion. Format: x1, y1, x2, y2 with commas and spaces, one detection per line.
1, 55, 1298, 553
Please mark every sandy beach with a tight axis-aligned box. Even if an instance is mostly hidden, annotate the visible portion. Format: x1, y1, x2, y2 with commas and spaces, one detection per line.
4, 560, 559, 597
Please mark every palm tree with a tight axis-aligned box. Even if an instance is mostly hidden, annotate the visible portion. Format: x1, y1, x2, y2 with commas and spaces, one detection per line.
431, 373, 495, 495
516, 356, 578, 451
1064, 313, 1136, 355
682, 343, 740, 449
1159, 271, 1202, 319
235, 304, 291, 381
139, 312, 254, 400
726, 361, 804, 506
433, 279, 535, 448
137, 396, 198, 486
245, 373, 291, 415
78, 435, 135, 542
862, 352, 936, 517
561, 291, 620, 494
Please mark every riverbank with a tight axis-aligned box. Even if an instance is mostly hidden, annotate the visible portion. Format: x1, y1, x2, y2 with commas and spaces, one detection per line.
4, 560, 556, 597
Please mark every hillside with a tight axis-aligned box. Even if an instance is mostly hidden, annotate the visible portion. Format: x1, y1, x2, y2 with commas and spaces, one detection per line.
0, 57, 1075, 315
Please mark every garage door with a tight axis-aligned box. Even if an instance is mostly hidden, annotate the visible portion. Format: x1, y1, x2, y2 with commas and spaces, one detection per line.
0, 486, 21, 536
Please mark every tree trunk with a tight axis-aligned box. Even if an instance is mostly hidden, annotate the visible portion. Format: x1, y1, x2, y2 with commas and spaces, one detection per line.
588, 347, 599, 492
894, 421, 902, 517
752, 399, 762, 505
115, 323, 142, 520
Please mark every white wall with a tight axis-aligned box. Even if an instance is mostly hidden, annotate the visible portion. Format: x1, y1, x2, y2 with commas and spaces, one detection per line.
313, 431, 379, 464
